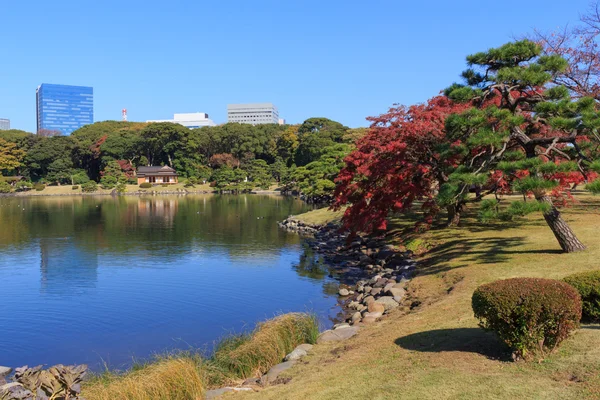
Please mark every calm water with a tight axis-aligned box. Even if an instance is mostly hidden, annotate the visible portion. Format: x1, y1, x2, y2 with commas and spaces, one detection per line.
0, 195, 339, 370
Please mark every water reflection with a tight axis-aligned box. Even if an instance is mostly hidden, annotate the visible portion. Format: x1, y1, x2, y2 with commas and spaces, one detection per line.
0, 195, 339, 370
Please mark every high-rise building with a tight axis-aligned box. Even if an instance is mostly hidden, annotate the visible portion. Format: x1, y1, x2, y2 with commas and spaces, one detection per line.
0, 118, 9, 130
36, 84, 94, 135
227, 103, 279, 125
147, 112, 216, 128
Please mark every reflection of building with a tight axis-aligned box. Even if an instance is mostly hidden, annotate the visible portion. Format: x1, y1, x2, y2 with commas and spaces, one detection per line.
227, 103, 279, 125
40, 238, 98, 294
136, 166, 179, 184
36, 83, 94, 135
147, 113, 216, 128
137, 198, 179, 226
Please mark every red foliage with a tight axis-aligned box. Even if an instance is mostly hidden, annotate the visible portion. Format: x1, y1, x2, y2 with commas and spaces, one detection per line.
116, 160, 135, 178
209, 153, 240, 168
332, 96, 470, 233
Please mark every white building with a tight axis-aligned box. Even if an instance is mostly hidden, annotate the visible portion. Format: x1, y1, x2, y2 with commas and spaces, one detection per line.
227, 103, 279, 125
0, 118, 10, 130
147, 113, 216, 128
278, 118, 286, 125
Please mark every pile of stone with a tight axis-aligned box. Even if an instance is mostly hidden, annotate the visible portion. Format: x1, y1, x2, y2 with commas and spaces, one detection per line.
279, 217, 417, 326
278, 217, 321, 235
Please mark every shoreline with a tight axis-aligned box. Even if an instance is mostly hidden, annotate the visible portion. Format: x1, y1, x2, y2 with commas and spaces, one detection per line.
0, 189, 290, 198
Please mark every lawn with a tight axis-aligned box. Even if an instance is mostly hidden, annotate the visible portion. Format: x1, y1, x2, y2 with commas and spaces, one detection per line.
237, 194, 600, 399
12, 182, 214, 196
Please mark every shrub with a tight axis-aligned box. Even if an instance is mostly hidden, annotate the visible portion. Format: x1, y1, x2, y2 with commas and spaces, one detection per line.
139, 182, 153, 189
204, 313, 318, 387
472, 278, 581, 360
81, 181, 98, 193
100, 175, 118, 190
564, 270, 600, 322
162, 183, 169, 187
72, 185, 79, 190
0, 181, 11, 193
115, 183, 127, 193
15, 181, 33, 192
72, 172, 91, 185
34, 183, 45, 191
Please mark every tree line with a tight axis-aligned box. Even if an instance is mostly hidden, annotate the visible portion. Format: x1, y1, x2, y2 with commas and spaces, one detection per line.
0, 118, 365, 199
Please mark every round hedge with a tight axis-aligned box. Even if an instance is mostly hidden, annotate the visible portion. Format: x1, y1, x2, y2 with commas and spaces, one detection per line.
472, 278, 582, 360
139, 182, 153, 189
563, 270, 600, 322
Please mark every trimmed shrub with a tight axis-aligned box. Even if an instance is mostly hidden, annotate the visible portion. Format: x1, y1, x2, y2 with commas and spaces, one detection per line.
72, 185, 79, 190
139, 182, 153, 189
16, 181, 33, 192
564, 270, 600, 322
34, 183, 45, 191
115, 183, 127, 193
0, 181, 11, 193
100, 175, 118, 190
81, 181, 98, 193
161, 183, 169, 187
472, 278, 581, 360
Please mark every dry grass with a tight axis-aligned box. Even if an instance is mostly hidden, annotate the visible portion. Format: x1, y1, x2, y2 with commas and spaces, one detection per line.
236, 194, 600, 399
204, 313, 319, 387
83, 357, 204, 400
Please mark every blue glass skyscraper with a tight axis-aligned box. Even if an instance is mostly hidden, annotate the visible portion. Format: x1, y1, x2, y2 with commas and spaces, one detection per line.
36, 84, 94, 135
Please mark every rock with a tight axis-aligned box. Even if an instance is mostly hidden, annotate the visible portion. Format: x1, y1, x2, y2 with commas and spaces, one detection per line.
338, 288, 350, 296
392, 283, 405, 289
0, 366, 11, 377
370, 287, 382, 296
362, 315, 377, 324
359, 255, 373, 265
285, 348, 308, 361
373, 278, 388, 288
357, 285, 365, 293
364, 311, 383, 319
388, 287, 406, 299
334, 323, 351, 330
348, 301, 360, 310
317, 326, 360, 343
295, 343, 314, 352
351, 312, 362, 324
362, 295, 375, 305
364, 286, 373, 293
383, 282, 395, 292
367, 301, 385, 314
375, 296, 399, 312
243, 377, 260, 385
205, 387, 234, 399
263, 361, 297, 384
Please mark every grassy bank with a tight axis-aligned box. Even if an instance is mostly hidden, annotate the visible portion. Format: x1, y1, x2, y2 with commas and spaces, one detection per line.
82, 313, 317, 400
11, 183, 214, 196
236, 194, 600, 399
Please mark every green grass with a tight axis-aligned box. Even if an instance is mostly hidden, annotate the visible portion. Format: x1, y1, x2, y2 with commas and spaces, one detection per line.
291, 206, 345, 226
235, 194, 600, 399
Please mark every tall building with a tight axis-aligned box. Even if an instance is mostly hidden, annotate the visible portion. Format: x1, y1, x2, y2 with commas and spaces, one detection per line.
227, 103, 279, 125
0, 118, 9, 130
147, 112, 216, 128
36, 83, 94, 135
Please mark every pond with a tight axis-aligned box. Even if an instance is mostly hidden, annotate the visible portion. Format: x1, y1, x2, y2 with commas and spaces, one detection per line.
0, 194, 339, 370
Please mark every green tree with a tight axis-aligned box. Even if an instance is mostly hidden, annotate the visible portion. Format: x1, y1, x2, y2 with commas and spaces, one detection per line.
247, 159, 272, 189
46, 158, 75, 185
295, 118, 349, 166
0, 138, 26, 173
444, 40, 600, 252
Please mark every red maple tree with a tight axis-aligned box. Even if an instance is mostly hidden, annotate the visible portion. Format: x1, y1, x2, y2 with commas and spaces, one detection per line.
332, 96, 470, 234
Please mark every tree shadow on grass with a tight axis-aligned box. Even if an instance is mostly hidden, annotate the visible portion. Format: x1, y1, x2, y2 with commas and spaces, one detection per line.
395, 328, 511, 361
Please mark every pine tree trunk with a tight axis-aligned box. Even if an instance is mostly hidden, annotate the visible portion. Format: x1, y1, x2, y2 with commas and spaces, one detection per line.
446, 204, 461, 227
536, 194, 586, 253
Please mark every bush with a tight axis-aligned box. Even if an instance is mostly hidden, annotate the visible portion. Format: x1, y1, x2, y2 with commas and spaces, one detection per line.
72, 172, 91, 185
100, 175, 118, 190
15, 181, 33, 192
564, 271, 600, 322
161, 183, 169, 187
0, 181, 11, 193
81, 181, 98, 193
139, 182, 153, 189
472, 278, 581, 360
72, 185, 79, 190
34, 183, 45, 191
115, 183, 127, 193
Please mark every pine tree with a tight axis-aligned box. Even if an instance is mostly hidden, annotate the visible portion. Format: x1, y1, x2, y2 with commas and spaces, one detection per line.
444, 40, 600, 253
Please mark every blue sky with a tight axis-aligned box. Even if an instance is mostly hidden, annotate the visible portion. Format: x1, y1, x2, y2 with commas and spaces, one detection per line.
0, 0, 590, 131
